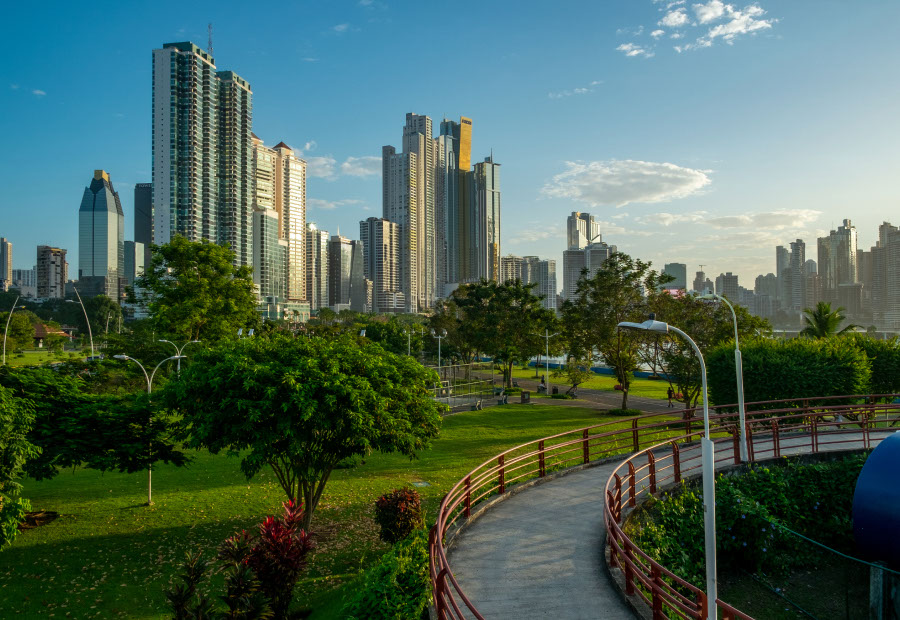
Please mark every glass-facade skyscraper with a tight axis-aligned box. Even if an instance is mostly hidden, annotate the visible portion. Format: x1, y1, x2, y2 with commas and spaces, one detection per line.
78, 170, 124, 300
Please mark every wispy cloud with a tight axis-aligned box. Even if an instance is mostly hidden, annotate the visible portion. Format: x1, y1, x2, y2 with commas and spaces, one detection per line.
332, 23, 350, 33
706, 209, 820, 230
542, 160, 712, 207
306, 156, 338, 179
10, 84, 19, 90
300, 57, 319, 62
507, 223, 564, 244
308, 198, 364, 211
616, 43, 655, 58
659, 8, 689, 27
651, 29, 666, 39
636, 211, 710, 226
548, 80, 603, 99
32, 89, 46, 96
340, 156, 381, 177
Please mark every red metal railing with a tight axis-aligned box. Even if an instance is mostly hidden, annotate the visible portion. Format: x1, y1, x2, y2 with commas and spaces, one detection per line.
429, 394, 900, 619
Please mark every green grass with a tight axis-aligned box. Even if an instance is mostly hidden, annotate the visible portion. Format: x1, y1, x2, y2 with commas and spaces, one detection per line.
5, 349, 80, 367
1, 403, 655, 619
508, 367, 673, 400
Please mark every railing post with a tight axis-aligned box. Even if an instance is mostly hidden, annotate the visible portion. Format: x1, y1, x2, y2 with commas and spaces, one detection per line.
771, 420, 780, 458
812, 417, 818, 453
864, 407, 871, 449
498, 454, 505, 494
632, 417, 640, 452
628, 460, 636, 507
464, 475, 471, 518
747, 423, 755, 462
651, 564, 663, 619
672, 442, 681, 483
648, 451, 657, 493
614, 473, 623, 522
697, 592, 708, 620
583, 428, 590, 464
435, 567, 449, 618
538, 440, 546, 477
624, 545, 636, 596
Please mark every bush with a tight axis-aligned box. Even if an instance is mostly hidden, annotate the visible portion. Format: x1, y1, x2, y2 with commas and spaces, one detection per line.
845, 334, 900, 396
707, 338, 871, 408
166, 500, 314, 619
374, 488, 424, 545
504, 387, 522, 394
607, 408, 642, 417
0, 386, 39, 549
550, 393, 574, 400
341, 528, 431, 619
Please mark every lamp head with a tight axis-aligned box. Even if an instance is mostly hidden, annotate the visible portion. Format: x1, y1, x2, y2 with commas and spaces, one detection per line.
699, 293, 718, 301
113, 354, 127, 360
430, 328, 436, 337
360, 329, 366, 337
617, 319, 670, 334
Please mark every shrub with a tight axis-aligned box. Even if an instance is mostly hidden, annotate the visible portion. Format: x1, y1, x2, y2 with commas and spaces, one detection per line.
341, 528, 431, 619
550, 393, 574, 400
707, 338, 871, 408
165, 500, 314, 619
607, 408, 642, 417
0, 386, 39, 549
374, 487, 424, 545
845, 334, 900, 396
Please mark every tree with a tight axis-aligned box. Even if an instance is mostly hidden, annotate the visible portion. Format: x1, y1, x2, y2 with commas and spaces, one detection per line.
0, 366, 188, 481
562, 252, 669, 409
647, 291, 771, 411
0, 310, 35, 352
428, 299, 477, 367
801, 301, 861, 338
551, 357, 594, 397
165, 334, 444, 529
0, 385, 40, 548
359, 317, 423, 357
449, 280, 556, 389
133, 237, 259, 342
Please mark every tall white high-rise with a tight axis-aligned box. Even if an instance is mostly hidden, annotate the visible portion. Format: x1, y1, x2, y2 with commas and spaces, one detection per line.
382, 144, 419, 313
152, 42, 253, 266
817, 219, 858, 304
360, 217, 404, 313
305, 223, 329, 311
78, 170, 124, 300
0, 238, 11, 292
562, 241, 616, 300
471, 156, 501, 282
567, 212, 600, 250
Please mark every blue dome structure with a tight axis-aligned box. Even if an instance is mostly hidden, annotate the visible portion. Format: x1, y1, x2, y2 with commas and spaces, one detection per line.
853, 432, 900, 568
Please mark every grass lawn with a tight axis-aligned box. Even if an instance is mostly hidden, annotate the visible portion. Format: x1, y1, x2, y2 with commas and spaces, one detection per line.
5, 349, 75, 367
507, 367, 673, 400
1, 402, 660, 619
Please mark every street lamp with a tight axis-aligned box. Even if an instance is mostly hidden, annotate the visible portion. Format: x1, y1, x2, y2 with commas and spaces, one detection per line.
403, 329, 412, 356
70, 288, 95, 359
430, 328, 447, 374
700, 293, 748, 462
533, 329, 559, 395
618, 319, 717, 620
2, 297, 26, 365
158, 339, 200, 374
113, 354, 185, 506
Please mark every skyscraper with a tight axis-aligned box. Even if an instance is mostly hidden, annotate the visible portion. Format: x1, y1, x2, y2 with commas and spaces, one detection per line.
12, 268, 36, 298
252, 209, 287, 301
715, 272, 739, 300
872, 221, 900, 328
152, 42, 253, 266
563, 241, 616, 300
360, 217, 403, 313
78, 170, 124, 300
662, 263, 687, 290
471, 156, 501, 282
775, 245, 790, 307
37, 246, 67, 299
327, 235, 365, 312
0, 238, 11, 292
305, 223, 329, 312
123, 241, 145, 288
134, 183, 153, 267
817, 219, 858, 304
567, 212, 601, 250
789, 239, 806, 312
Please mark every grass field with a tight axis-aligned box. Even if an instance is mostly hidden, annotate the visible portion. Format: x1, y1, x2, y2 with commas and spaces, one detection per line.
4, 349, 83, 367
508, 366, 673, 400
1, 402, 653, 619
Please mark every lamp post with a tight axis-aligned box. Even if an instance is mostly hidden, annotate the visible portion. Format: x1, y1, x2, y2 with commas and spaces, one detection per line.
403, 329, 411, 355
430, 328, 447, 376
618, 319, 717, 620
3, 297, 26, 365
534, 329, 559, 395
69, 288, 95, 359
700, 293, 748, 462
158, 339, 200, 374
113, 354, 185, 505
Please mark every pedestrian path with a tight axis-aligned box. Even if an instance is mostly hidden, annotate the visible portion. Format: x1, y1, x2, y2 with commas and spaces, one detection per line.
446, 429, 893, 619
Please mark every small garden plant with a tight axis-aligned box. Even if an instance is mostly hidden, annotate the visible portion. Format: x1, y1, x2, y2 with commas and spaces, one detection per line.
374, 487, 424, 545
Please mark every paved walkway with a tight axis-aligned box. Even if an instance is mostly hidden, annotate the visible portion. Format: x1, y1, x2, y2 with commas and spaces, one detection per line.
446, 429, 894, 619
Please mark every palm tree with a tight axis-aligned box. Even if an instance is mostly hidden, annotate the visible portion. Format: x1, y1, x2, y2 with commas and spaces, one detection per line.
800, 301, 860, 338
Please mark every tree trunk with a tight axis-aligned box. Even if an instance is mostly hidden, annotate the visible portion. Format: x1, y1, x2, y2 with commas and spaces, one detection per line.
621, 387, 629, 410
506, 361, 514, 389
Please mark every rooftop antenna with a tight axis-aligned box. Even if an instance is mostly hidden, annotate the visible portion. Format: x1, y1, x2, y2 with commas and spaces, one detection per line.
208, 23, 214, 58
699, 264, 705, 273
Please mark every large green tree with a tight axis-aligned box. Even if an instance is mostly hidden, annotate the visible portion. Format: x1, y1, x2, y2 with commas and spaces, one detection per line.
562, 252, 669, 409
0, 385, 40, 548
801, 301, 860, 338
165, 334, 444, 529
448, 280, 556, 388
0, 310, 35, 353
134, 237, 259, 342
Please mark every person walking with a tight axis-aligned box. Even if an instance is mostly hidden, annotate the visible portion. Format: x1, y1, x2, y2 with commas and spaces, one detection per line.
667, 386, 675, 408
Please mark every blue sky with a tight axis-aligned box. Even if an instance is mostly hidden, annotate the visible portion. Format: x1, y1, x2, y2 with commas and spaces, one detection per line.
2, 0, 898, 287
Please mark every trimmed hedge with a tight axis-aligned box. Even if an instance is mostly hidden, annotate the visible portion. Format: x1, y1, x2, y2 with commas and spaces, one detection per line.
707, 337, 871, 408
341, 528, 430, 619
846, 335, 900, 396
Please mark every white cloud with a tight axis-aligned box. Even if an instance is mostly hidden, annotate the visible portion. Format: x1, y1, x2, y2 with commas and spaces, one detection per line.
651, 29, 666, 38
306, 156, 338, 179
548, 80, 603, 99
617, 43, 654, 58
659, 8, 689, 27
704, 4, 773, 43
301, 57, 319, 62
507, 224, 564, 244
308, 198, 364, 211
693, 0, 726, 23
616, 25, 645, 36
542, 160, 712, 208
706, 209, 821, 230
333, 23, 350, 32
32, 89, 46, 96
340, 156, 381, 177
303, 140, 318, 152
10, 84, 19, 90
637, 211, 710, 226
670, 32, 684, 39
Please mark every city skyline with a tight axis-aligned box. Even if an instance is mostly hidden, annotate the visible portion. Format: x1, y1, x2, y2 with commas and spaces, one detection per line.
2, 1, 899, 287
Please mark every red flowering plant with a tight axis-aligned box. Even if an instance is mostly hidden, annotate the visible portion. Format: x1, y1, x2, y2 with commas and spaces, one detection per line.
166, 500, 314, 619
374, 487, 424, 545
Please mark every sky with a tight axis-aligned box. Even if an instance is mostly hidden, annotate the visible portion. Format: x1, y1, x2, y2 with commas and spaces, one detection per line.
1, 0, 899, 288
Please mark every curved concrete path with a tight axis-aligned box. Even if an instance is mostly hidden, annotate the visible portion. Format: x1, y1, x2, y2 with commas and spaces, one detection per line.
446, 428, 896, 618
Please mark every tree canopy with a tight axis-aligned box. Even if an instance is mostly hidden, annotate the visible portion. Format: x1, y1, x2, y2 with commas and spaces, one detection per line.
165, 334, 444, 529
0, 385, 39, 548
133, 237, 259, 342
801, 302, 860, 338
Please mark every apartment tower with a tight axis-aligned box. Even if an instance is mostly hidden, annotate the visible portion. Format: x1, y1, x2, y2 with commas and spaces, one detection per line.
78, 170, 125, 300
